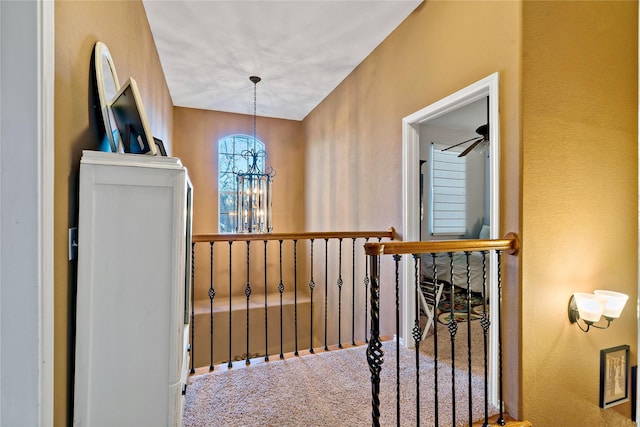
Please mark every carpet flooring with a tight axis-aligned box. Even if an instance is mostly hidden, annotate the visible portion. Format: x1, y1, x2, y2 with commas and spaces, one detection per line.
183, 319, 496, 426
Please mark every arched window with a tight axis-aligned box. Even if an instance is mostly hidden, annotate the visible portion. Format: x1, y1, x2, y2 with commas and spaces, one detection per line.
218, 134, 265, 232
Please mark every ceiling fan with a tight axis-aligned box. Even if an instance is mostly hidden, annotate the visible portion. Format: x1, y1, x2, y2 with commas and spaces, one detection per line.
441, 123, 489, 157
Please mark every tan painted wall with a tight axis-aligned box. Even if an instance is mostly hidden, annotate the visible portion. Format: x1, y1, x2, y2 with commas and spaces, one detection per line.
521, 1, 638, 425
172, 107, 305, 303
54, 1, 173, 425
303, 0, 524, 415
303, 0, 638, 423
51, 0, 639, 425
172, 107, 304, 237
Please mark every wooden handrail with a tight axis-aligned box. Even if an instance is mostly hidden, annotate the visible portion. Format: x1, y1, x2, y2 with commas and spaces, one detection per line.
193, 227, 396, 243
364, 232, 519, 256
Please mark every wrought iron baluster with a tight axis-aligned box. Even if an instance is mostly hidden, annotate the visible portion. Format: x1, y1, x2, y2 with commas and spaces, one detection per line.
209, 242, 216, 371
431, 252, 439, 427
367, 253, 383, 427
186, 230, 398, 373
278, 240, 284, 359
309, 239, 315, 353
351, 237, 356, 346
228, 241, 233, 368
190, 242, 196, 374
364, 237, 370, 343
263, 239, 269, 362
448, 252, 458, 425
397, 254, 405, 427
324, 238, 329, 351
293, 239, 299, 356
465, 251, 472, 424
480, 251, 490, 427
337, 238, 343, 348
245, 241, 252, 365
411, 254, 422, 427
497, 250, 505, 426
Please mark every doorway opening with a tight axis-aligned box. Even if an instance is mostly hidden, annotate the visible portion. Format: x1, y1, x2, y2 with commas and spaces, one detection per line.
401, 72, 500, 404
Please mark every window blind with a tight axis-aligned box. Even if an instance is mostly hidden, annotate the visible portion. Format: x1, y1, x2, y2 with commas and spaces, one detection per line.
430, 144, 466, 235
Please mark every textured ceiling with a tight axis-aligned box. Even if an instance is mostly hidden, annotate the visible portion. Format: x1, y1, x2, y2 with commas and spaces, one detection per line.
143, 0, 422, 121
428, 98, 488, 132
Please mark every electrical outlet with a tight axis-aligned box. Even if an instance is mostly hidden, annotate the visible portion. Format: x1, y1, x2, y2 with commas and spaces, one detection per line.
69, 227, 78, 261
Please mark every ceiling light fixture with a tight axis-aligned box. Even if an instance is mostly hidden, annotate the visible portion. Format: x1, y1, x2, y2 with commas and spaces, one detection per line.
235, 76, 275, 233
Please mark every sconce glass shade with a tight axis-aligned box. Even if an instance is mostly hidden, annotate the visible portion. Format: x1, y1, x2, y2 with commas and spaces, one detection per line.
572, 292, 606, 323
594, 290, 628, 319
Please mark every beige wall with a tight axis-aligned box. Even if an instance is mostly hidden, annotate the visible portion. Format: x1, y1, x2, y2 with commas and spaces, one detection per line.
172, 107, 305, 236
304, 0, 638, 423
54, 1, 172, 425
172, 108, 306, 303
521, 1, 638, 425
303, 0, 524, 415
51, 0, 639, 425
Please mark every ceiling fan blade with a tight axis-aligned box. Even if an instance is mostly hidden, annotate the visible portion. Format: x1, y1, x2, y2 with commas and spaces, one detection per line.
458, 138, 485, 157
441, 136, 482, 152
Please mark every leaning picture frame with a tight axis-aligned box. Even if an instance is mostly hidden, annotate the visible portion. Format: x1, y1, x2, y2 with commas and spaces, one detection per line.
600, 345, 630, 408
109, 77, 157, 156
153, 137, 167, 156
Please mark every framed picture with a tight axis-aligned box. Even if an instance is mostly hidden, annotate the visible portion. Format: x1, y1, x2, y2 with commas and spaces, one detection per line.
600, 345, 630, 408
632, 365, 637, 421
153, 137, 167, 156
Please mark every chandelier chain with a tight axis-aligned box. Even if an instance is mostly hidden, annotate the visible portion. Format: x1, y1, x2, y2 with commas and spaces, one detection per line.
250, 75, 261, 144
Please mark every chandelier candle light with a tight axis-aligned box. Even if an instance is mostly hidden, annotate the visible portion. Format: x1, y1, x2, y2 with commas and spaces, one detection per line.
235, 76, 275, 233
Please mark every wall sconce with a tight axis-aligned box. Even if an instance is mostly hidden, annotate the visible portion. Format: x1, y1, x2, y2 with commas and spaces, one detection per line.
568, 290, 628, 332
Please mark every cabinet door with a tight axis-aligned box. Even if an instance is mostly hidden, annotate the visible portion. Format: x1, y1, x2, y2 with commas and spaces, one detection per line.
74, 158, 187, 427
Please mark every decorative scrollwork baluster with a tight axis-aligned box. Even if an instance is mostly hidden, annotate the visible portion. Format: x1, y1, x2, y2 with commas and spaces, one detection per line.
263, 240, 269, 362
278, 240, 284, 359
351, 237, 356, 346
337, 238, 343, 348
309, 239, 315, 353
480, 250, 490, 427
227, 241, 233, 368
431, 252, 439, 426
497, 250, 505, 426
209, 242, 216, 371
293, 239, 299, 356
465, 251, 473, 424
367, 253, 383, 427
190, 242, 196, 374
364, 237, 370, 343
448, 252, 457, 424
411, 254, 421, 427
245, 241, 252, 365
324, 238, 329, 351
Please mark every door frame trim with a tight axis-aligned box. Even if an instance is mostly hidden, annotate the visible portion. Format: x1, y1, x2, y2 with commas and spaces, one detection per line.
0, 1, 55, 425
401, 72, 500, 404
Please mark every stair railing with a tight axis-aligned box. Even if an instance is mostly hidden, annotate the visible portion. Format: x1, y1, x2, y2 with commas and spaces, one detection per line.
189, 228, 395, 373
364, 233, 519, 427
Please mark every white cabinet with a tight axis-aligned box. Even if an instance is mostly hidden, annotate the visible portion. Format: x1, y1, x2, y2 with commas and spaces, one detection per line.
74, 151, 192, 427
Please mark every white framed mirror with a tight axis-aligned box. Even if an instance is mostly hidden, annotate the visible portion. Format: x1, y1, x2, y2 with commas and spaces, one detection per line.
93, 41, 121, 152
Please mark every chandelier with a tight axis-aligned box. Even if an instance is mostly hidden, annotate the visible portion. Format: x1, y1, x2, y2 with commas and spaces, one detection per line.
235, 76, 275, 233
